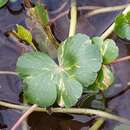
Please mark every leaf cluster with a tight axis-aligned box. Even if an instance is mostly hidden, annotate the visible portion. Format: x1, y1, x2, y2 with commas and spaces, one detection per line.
17, 34, 119, 107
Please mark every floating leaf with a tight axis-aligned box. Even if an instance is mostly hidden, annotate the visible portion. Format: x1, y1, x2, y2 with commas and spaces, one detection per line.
58, 34, 102, 87
102, 39, 119, 64
17, 52, 58, 107
114, 124, 130, 130
115, 13, 130, 40
35, 3, 49, 26
0, 0, 8, 8
15, 24, 32, 44
17, 33, 102, 107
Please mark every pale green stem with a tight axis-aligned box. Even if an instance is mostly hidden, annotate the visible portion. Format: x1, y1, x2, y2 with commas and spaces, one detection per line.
89, 118, 105, 130
0, 71, 18, 75
0, 101, 130, 125
69, 0, 77, 37
86, 4, 128, 18
101, 4, 130, 40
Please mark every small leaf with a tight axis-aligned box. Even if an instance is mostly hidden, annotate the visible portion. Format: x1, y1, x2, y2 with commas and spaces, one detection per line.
97, 66, 114, 90
92, 36, 104, 50
35, 3, 49, 26
15, 25, 32, 44
0, 0, 8, 8
114, 124, 130, 130
102, 39, 119, 64
57, 74, 82, 107
17, 52, 83, 107
115, 13, 130, 40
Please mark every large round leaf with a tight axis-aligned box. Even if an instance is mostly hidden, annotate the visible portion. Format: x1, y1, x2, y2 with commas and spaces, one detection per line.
17, 52, 83, 107
17, 52, 58, 107
58, 34, 102, 87
23, 71, 57, 107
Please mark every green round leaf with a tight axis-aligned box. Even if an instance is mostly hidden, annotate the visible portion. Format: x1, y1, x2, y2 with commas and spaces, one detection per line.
102, 39, 119, 64
115, 13, 130, 40
23, 71, 57, 107
17, 52, 58, 107
17, 52, 83, 107
57, 74, 82, 107
58, 33, 102, 87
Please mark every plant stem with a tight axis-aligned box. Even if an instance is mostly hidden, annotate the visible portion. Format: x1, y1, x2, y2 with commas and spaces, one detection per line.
0, 101, 130, 125
50, 4, 128, 23
49, 0, 69, 14
69, 0, 77, 37
101, 4, 130, 40
11, 104, 37, 130
89, 118, 105, 130
44, 26, 59, 48
0, 71, 18, 76
23, 0, 32, 8
111, 56, 130, 64
85, 4, 128, 18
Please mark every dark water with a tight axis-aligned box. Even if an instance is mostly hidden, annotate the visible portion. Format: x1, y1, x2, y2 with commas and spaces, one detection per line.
0, 0, 130, 130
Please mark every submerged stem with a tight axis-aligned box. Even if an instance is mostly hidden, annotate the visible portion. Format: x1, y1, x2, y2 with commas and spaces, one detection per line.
0, 101, 130, 125
69, 0, 77, 37
11, 104, 37, 130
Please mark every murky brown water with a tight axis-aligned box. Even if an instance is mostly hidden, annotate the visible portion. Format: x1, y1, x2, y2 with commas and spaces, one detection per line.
0, 0, 130, 130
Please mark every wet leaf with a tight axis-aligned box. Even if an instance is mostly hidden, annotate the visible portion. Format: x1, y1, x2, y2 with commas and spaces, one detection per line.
17, 33, 102, 107
114, 124, 130, 130
0, 0, 8, 8
115, 13, 130, 40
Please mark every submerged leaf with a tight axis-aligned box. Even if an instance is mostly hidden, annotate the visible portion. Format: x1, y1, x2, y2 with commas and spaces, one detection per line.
17, 52, 58, 107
